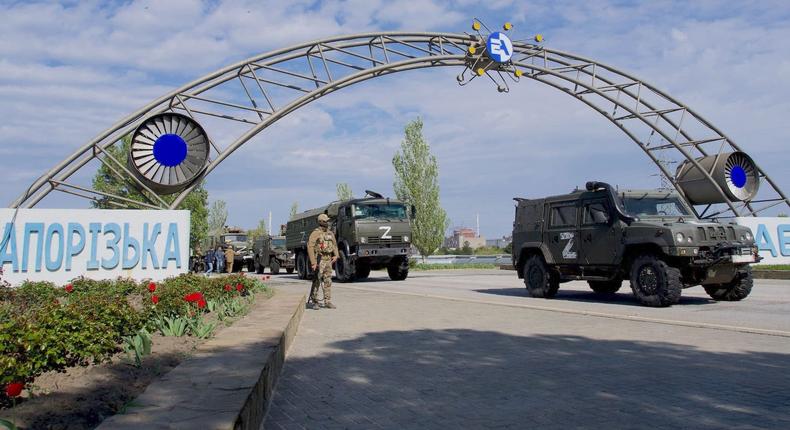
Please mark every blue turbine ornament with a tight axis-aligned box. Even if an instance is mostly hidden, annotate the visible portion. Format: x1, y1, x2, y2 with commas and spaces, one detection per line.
128, 113, 210, 194
724, 152, 758, 200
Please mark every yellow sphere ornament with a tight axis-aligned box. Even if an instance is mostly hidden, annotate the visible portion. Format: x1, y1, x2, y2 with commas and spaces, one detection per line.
535, 34, 544, 43
472, 21, 481, 31
503, 22, 513, 31
476, 68, 485, 76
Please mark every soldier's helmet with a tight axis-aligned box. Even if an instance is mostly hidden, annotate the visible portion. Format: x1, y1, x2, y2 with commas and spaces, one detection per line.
317, 213, 330, 225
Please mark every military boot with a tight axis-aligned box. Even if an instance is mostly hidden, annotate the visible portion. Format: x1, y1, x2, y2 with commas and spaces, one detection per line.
309, 301, 320, 310
324, 302, 336, 309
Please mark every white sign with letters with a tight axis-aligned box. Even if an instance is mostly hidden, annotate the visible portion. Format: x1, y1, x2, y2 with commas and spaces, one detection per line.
734, 217, 790, 265
0, 209, 190, 285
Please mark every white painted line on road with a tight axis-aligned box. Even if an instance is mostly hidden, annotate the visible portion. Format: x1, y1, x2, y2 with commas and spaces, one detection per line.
337, 284, 790, 338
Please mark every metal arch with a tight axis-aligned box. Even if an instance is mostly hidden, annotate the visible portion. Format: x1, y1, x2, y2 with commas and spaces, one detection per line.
11, 32, 789, 219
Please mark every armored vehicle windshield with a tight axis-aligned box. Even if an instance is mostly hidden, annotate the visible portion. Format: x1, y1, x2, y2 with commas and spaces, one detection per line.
353, 203, 408, 219
620, 192, 693, 218
271, 237, 286, 248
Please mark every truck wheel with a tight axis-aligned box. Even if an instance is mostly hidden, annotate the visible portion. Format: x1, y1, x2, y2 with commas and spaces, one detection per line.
254, 259, 264, 274
629, 254, 682, 307
523, 255, 559, 298
588, 280, 622, 294
296, 252, 308, 280
335, 251, 356, 283
704, 266, 753, 301
356, 263, 371, 280
286, 267, 294, 274
387, 257, 409, 281
270, 259, 280, 275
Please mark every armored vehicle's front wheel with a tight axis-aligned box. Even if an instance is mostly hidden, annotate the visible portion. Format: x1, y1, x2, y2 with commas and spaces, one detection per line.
254, 259, 264, 274
270, 259, 280, 275
588, 280, 622, 294
286, 267, 294, 274
704, 266, 753, 301
387, 256, 409, 281
523, 255, 559, 298
629, 255, 681, 307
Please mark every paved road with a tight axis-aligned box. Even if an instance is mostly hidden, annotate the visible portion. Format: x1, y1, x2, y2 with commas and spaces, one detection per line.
261, 270, 790, 429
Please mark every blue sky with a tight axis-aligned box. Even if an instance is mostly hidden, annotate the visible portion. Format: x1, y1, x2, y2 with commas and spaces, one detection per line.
1, 0, 789, 238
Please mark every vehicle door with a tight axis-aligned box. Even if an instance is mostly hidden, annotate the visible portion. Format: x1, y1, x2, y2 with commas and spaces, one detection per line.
336, 205, 354, 252
579, 198, 618, 265
546, 201, 579, 264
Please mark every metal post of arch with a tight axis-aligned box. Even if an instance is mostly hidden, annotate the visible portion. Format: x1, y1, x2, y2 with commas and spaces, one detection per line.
10, 32, 789, 219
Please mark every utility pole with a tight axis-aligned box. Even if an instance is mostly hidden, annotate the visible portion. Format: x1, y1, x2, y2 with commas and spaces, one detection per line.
476, 213, 480, 237
268, 211, 272, 235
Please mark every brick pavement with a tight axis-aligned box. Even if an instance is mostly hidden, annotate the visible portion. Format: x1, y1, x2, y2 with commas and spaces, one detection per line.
262, 280, 790, 429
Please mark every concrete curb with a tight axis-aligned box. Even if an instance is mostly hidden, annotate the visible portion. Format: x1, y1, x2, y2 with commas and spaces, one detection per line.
98, 289, 306, 430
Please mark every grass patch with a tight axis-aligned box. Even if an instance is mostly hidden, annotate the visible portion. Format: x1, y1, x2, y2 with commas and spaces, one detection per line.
410, 263, 499, 270
753, 265, 790, 271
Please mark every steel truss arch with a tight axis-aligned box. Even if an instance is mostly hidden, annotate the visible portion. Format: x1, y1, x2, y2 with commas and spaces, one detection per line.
11, 32, 789, 218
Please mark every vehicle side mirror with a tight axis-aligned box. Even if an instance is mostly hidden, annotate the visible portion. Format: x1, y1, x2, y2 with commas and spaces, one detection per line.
411, 205, 416, 218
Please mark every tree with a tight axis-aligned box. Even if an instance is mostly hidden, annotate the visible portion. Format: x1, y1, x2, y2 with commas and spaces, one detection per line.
336, 183, 353, 200
392, 118, 448, 260
289, 202, 299, 220
91, 135, 208, 249
460, 241, 473, 255
248, 218, 268, 241
208, 200, 228, 236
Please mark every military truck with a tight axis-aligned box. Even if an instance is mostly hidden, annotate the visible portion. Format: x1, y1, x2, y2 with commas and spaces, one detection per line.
286, 191, 413, 282
511, 181, 760, 307
204, 226, 255, 272
252, 234, 295, 274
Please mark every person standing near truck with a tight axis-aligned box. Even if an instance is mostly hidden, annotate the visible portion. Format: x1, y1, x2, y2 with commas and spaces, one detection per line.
215, 246, 225, 273
204, 248, 214, 275
307, 213, 339, 309
225, 246, 236, 273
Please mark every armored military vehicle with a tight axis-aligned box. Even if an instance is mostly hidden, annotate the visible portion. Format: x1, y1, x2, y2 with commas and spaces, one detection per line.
286, 191, 413, 282
205, 226, 254, 272
253, 234, 295, 274
511, 181, 759, 307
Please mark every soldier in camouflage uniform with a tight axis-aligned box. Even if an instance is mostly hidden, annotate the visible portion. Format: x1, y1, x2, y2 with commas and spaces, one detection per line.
307, 213, 339, 310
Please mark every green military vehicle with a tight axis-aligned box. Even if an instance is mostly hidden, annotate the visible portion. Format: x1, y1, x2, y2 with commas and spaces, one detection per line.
286, 191, 413, 282
512, 181, 760, 307
252, 234, 295, 274
204, 226, 255, 272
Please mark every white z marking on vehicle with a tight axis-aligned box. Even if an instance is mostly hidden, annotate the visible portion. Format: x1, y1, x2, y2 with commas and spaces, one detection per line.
379, 226, 392, 239
560, 232, 577, 259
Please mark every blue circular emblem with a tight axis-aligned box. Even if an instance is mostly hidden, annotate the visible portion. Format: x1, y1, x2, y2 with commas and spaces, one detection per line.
730, 165, 747, 188
129, 112, 210, 194
153, 134, 188, 167
486, 32, 514, 63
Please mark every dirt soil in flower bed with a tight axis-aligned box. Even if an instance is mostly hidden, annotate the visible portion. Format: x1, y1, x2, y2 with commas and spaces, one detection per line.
4, 299, 268, 430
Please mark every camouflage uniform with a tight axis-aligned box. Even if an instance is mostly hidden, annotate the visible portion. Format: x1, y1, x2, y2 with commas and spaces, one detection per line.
224, 247, 235, 273
307, 214, 339, 308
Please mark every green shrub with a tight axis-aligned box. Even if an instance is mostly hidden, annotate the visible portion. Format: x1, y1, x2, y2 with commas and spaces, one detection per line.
0, 272, 270, 400
0, 296, 143, 387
